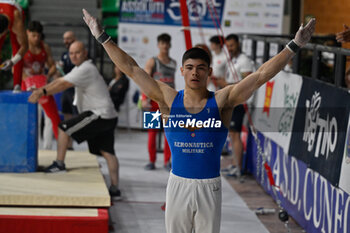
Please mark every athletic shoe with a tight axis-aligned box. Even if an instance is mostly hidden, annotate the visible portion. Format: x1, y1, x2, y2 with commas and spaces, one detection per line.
12, 84, 21, 93
109, 186, 122, 201
45, 161, 66, 173
144, 162, 156, 170
226, 166, 241, 177
221, 164, 236, 174
164, 162, 171, 172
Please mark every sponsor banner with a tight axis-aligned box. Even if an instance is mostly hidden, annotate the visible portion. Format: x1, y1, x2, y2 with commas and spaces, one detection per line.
252, 71, 303, 153
221, 0, 284, 34
246, 131, 350, 233
120, 0, 225, 28
339, 113, 350, 194
120, 0, 284, 33
288, 77, 350, 186
120, 0, 166, 24
164, 0, 225, 28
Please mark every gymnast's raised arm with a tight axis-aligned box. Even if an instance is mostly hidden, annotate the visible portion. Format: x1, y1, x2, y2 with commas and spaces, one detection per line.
82, 9, 176, 108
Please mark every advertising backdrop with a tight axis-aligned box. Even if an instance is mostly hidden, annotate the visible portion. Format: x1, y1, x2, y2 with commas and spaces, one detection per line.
246, 73, 350, 233
246, 131, 350, 233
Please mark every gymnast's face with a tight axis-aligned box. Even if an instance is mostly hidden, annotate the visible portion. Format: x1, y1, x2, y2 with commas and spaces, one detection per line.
181, 58, 212, 90
27, 30, 41, 46
157, 40, 171, 54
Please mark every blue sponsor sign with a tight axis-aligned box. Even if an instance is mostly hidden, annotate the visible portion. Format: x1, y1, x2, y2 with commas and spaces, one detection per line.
164, 0, 225, 28
120, 0, 225, 28
120, 0, 166, 24
246, 131, 350, 233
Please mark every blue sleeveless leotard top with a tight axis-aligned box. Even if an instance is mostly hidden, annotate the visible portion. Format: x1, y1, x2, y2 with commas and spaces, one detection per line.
164, 90, 228, 179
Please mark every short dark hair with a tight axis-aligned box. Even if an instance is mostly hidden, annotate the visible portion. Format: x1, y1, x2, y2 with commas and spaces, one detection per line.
157, 33, 171, 43
0, 14, 9, 34
28, 21, 43, 34
209, 35, 224, 47
182, 47, 211, 67
225, 34, 239, 43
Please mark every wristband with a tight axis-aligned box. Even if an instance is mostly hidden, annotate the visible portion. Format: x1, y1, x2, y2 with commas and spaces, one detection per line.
96, 31, 111, 44
42, 88, 47, 96
286, 40, 300, 53
11, 54, 22, 65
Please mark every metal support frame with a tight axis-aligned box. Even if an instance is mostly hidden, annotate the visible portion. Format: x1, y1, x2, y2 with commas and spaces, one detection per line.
263, 41, 270, 63
243, 34, 350, 89
334, 54, 346, 87
311, 49, 321, 80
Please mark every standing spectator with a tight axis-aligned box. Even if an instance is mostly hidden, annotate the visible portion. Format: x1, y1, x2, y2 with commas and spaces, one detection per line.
219, 34, 254, 177
0, 0, 28, 92
208, 35, 227, 91
59, 30, 77, 150
61, 31, 76, 74
109, 65, 129, 113
142, 33, 176, 171
29, 41, 121, 200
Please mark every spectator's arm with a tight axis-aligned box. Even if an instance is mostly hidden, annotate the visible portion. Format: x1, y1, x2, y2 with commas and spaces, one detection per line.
336, 24, 350, 43
28, 78, 73, 103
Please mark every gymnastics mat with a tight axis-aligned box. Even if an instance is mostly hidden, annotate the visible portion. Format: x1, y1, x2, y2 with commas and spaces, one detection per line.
0, 207, 108, 233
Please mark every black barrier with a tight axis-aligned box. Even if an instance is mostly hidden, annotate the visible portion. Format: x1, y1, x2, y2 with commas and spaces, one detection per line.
242, 34, 350, 89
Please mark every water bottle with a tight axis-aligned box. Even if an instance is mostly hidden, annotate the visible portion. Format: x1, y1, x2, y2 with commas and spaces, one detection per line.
254, 207, 276, 215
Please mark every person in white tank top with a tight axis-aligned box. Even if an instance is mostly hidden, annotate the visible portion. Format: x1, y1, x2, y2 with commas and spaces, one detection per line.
208, 35, 227, 92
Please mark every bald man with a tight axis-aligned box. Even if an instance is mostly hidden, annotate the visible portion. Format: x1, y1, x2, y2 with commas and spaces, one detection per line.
28, 41, 122, 200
